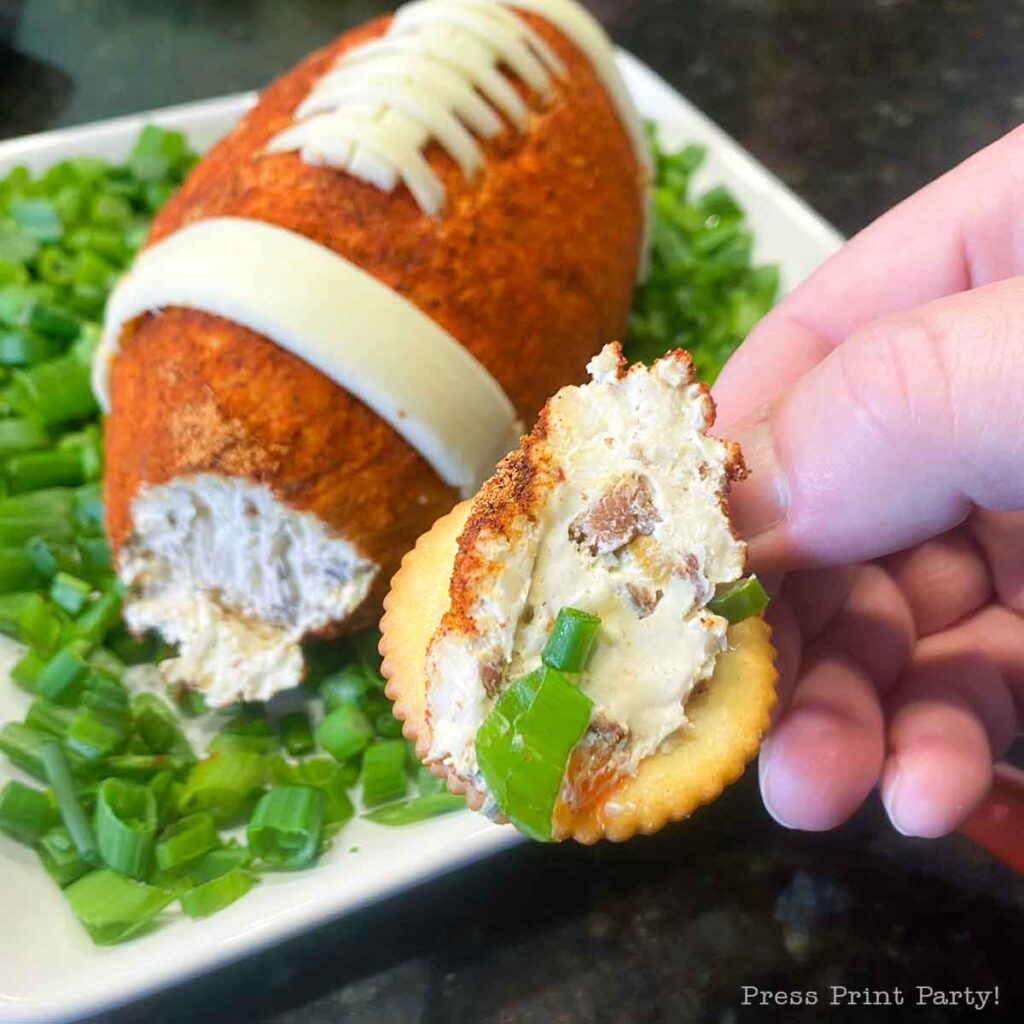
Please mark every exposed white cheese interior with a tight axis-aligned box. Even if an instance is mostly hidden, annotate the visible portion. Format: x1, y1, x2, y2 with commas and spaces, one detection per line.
94, 217, 521, 495
426, 345, 745, 792
267, 0, 651, 217
121, 474, 376, 707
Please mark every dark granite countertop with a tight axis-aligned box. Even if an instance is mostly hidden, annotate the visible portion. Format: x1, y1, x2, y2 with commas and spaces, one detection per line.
2, 2, 1023, 1021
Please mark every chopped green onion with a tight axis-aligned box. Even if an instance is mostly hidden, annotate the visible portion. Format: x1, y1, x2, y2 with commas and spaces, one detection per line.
37, 641, 92, 704
12, 354, 97, 425
319, 664, 372, 711
364, 793, 464, 826
373, 709, 404, 739
154, 812, 218, 871
70, 582, 121, 645
189, 845, 252, 884
177, 750, 265, 825
542, 607, 601, 673
0, 417, 48, 458
8, 197, 62, 243
49, 571, 94, 615
64, 869, 173, 945
359, 740, 408, 808
104, 754, 193, 779
279, 710, 315, 756
25, 698, 74, 737
179, 866, 256, 919
294, 757, 354, 826
66, 707, 128, 761
707, 575, 769, 623
0, 591, 61, 650
209, 713, 277, 755
38, 824, 90, 886
41, 737, 98, 864
476, 666, 593, 842
132, 692, 193, 757
0, 779, 57, 844
94, 777, 157, 879
317, 705, 372, 763
248, 785, 325, 870
11, 649, 45, 693
0, 488, 76, 545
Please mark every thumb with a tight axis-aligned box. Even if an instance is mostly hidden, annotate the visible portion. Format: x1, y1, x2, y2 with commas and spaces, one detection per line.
726, 277, 1024, 571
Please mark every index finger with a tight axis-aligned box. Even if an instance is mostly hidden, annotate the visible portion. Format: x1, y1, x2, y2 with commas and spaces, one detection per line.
714, 124, 1024, 431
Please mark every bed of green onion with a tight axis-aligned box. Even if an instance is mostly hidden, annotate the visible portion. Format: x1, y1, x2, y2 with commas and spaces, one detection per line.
0, 125, 776, 945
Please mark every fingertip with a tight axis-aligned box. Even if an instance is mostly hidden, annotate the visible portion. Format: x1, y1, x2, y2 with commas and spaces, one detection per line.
759, 664, 884, 831
881, 708, 993, 838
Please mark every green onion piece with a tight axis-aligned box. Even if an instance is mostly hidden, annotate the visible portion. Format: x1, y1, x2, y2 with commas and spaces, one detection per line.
295, 757, 354, 826
364, 793, 464, 826
88, 646, 124, 678
0, 418, 48, 458
359, 740, 408, 808
0, 590, 62, 651
70, 583, 121, 646
128, 125, 189, 182
154, 812, 218, 871
94, 777, 157, 879
179, 866, 256, 919
209, 714, 277, 755
49, 571, 93, 615
80, 668, 129, 716
0, 488, 76, 545
26, 536, 79, 581
76, 535, 112, 581
0, 328, 60, 367
38, 641, 92, 704
65, 707, 128, 761
319, 664, 372, 711
541, 607, 601, 673
6, 450, 87, 494
476, 666, 593, 842
9, 197, 62, 242
41, 737, 98, 864
0, 779, 57, 844
12, 354, 97, 425
279, 710, 315, 756
64, 869, 173, 945
11, 649, 46, 693
38, 824, 90, 886
26, 698, 75, 737
72, 483, 104, 536
189, 845, 252, 884
177, 750, 265, 825
0, 548, 42, 593
0, 722, 88, 781
707, 575, 769, 623
247, 785, 325, 870
105, 754, 193, 779
373, 709, 404, 739
317, 705, 372, 764
132, 692, 193, 757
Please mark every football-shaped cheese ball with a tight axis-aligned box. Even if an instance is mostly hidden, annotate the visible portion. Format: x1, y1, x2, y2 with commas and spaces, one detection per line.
98, 0, 649, 705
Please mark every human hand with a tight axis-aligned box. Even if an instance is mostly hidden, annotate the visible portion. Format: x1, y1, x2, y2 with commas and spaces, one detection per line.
713, 126, 1024, 838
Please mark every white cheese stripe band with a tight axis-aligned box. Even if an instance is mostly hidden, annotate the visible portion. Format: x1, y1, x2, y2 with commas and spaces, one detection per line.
267, 0, 650, 217
94, 217, 522, 493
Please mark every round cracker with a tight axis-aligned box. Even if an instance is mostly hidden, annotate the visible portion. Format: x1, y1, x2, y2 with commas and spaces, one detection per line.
380, 502, 777, 841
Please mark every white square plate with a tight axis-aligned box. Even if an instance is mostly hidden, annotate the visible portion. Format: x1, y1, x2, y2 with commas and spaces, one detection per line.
0, 51, 843, 1023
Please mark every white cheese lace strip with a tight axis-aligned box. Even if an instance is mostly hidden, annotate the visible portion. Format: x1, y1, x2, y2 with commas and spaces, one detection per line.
266, 0, 649, 216
94, 217, 522, 493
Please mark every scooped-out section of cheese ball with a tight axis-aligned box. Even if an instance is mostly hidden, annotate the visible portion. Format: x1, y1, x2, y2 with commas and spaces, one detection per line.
424, 342, 749, 824
120, 474, 376, 706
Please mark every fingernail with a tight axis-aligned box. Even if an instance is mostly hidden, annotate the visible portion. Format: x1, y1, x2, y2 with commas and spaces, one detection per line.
882, 762, 913, 837
729, 420, 790, 541
758, 742, 796, 829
